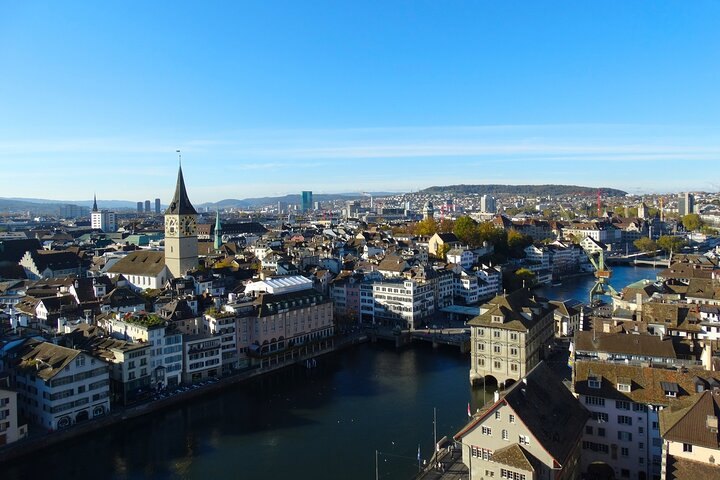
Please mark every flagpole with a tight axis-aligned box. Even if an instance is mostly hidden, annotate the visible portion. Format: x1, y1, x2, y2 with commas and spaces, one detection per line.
433, 407, 437, 454
375, 450, 379, 480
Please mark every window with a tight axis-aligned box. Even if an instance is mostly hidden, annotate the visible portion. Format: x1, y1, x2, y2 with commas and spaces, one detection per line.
585, 396, 605, 407
510, 333, 518, 341
495, 411, 501, 420
494, 361, 501, 369
478, 343, 485, 351
683, 443, 693, 452
75, 356, 85, 367
493, 331, 501, 338
510, 363, 518, 372
616, 400, 631, 410
509, 414, 515, 424
621, 447, 629, 456
617, 383, 631, 392
510, 348, 518, 356
585, 426, 593, 435
588, 377, 601, 389
618, 415, 632, 425
598, 427, 606, 437
482, 426, 492, 435
518, 435, 529, 445
618, 431, 632, 442
493, 345, 501, 353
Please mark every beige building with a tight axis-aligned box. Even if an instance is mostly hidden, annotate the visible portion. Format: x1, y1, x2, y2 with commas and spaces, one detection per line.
468, 289, 555, 387
660, 389, 720, 480
455, 362, 589, 480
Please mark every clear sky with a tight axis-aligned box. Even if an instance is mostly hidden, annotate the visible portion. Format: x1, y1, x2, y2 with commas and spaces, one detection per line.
1, 1, 720, 203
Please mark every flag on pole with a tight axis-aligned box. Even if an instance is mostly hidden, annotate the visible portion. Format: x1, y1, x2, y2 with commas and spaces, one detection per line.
467, 402, 472, 417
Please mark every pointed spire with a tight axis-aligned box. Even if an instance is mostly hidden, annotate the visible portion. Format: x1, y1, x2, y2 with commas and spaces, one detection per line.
214, 210, 223, 250
166, 163, 197, 215
92, 194, 98, 212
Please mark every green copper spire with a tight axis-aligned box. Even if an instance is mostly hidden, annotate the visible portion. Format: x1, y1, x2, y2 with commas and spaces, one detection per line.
214, 210, 223, 250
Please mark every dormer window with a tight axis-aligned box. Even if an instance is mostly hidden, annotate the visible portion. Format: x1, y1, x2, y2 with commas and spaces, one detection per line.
588, 374, 601, 389
492, 315, 503, 324
617, 377, 631, 392
661, 382, 679, 398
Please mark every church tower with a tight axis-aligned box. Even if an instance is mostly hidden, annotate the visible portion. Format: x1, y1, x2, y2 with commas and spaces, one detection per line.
165, 165, 198, 278
213, 211, 223, 251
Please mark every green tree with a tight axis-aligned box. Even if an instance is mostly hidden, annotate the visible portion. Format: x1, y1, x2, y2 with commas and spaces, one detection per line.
507, 229, 533, 257
633, 237, 657, 254
682, 213, 703, 232
657, 235, 687, 254
453, 216, 479, 246
415, 218, 438, 236
438, 218, 455, 234
514, 268, 536, 289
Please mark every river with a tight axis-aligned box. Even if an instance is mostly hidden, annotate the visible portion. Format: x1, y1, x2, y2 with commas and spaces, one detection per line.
3, 265, 660, 480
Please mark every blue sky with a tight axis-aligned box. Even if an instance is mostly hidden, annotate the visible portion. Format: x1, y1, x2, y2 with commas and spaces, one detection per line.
1, 1, 719, 203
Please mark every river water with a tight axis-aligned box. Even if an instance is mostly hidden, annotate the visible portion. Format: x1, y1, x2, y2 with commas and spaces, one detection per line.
4, 266, 660, 480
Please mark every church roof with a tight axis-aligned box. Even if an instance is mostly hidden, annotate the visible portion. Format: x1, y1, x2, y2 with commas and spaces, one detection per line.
166, 166, 197, 215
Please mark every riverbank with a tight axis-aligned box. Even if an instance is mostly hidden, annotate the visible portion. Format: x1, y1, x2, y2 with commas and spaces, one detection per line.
0, 332, 368, 465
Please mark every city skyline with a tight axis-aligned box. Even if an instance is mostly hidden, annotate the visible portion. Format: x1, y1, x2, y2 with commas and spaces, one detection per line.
2, 2, 720, 201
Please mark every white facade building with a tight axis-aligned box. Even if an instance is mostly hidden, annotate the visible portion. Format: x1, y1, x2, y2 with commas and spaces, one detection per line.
91, 210, 117, 232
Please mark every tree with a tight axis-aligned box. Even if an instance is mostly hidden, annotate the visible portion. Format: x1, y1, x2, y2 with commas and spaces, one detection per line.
453, 216, 479, 246
513, 268, 536, 290
415, 218, 438, 236
682, 213, 703, 232
438, 218, 455, 233
633, 237, 657, 254
436, 243, 451, 260
657, 235, 687, 254
507, 229, 533, 257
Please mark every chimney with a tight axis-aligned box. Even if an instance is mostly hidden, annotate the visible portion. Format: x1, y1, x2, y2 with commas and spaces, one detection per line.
494, 390, 500, 402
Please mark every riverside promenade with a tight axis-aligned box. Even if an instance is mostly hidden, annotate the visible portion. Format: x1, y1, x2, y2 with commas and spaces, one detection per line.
0, 332, 368, 464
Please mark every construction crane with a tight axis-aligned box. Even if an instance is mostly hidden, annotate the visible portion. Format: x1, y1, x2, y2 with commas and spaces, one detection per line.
588, 249, 619, 305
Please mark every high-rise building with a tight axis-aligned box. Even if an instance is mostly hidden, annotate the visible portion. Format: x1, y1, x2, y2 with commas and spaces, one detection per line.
137, 202, 143, 213
678, 192, 695, 216
154, 198, 161, 214
91, 194, 117, 232
301, 191, 313, 212
164, 165, 198, 278
144, 200, 151, 213
480, 195, 497, 214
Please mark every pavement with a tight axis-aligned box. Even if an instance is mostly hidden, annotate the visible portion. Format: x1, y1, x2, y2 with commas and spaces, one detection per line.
416, 447, 469, 480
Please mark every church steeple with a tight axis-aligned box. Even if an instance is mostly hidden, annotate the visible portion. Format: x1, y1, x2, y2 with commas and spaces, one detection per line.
214, 211, 223, 250
166, 165, 197, 215
92, 194, 98, 212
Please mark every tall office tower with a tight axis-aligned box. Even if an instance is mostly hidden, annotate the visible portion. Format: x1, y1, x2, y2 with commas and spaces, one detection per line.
137, 202, 143, 213
480, 195, 497, 214
301, 191, 313, 212
144, 200, 151, 213
155, 198, 161, 214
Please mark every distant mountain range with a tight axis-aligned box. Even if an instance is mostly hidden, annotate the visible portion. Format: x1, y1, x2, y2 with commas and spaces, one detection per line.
196, 192, 398, 209
419, 184, 628, 197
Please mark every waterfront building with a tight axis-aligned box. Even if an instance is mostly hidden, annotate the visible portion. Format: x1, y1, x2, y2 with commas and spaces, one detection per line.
182, 335, 222, 383
468, 289, 555, 387
204, 309, 239, 373
455, 362, 588, 480
476, 265, 503, 301
561, 221, 621, 245
225, 279, 334, 368
574, 359, 718, 480
454, 270, 479, 305
164, 165, 199, 278
329, 272, 363, 322
84, 337, 151, 405
8, 339, 110, 430
360, 278, 435, 330
659, 389, 720, 479
100, 312, 183, 388
0, 377, 28, 446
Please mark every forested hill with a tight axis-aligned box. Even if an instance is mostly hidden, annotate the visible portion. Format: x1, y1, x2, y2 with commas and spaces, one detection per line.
419, 184, 627, 197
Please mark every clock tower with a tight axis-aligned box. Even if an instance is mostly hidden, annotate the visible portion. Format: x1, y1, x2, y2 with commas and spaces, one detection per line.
165, 165, 198, 278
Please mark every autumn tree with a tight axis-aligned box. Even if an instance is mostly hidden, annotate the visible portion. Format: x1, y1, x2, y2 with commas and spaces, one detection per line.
633, 237, 657, 254
682, 213, 703, 232
657, 235, 687, 254
453, 216, 479, 246
438, 218, 455, 234
415, 218, 438, 236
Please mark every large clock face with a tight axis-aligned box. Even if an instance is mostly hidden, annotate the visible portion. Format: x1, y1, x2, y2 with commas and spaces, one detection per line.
165, 217, 177, 236
180, 216, 196, 236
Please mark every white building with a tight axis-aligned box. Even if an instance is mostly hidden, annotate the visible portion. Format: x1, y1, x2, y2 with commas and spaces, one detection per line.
10, 339, 110, 430
447, 248, 474, 270
360, 279, 435, 330
182, 335, 222, 383
91, 210, 117, 232
100, 312, 183, 388
480, 195, 497, 214
106, 250, 171, 291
